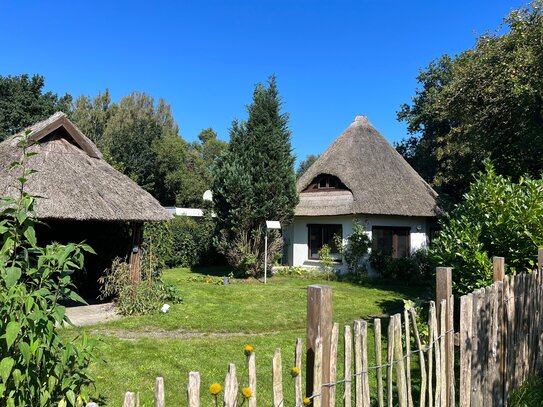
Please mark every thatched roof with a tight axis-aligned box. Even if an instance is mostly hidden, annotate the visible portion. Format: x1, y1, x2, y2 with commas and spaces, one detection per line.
0, 112, 171, 222
296, 115, 439, 217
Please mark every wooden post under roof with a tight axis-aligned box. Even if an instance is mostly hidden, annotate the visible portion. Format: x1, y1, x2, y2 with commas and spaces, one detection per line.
129, 222, 143, 283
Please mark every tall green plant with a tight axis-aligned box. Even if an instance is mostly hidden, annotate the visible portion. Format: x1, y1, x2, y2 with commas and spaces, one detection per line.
212, 76, 298, 277
430, 161, 543, 295
337, 220, 371, 276
0, 135, 96, 406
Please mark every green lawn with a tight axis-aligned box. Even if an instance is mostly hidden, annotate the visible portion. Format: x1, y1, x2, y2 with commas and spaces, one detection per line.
68, 267, 428, 406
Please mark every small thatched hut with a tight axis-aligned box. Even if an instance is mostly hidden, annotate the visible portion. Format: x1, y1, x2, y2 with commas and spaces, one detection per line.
0, 112, 171, 297
284, 115, 439, 269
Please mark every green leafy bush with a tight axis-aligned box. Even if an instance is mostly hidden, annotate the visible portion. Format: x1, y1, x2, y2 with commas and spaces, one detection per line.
168, 215, 217, 268
430, 161, 543, 295
336, 220, 371, 276
142, 220, 173, 274
0, 138, 96, 405
369, 249, 433, 282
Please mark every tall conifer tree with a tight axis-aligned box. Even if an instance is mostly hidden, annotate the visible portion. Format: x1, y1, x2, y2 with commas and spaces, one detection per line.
212, 76, 298, 276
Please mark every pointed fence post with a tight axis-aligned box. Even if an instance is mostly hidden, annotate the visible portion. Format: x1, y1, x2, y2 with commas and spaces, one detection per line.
436, 267, 454, 407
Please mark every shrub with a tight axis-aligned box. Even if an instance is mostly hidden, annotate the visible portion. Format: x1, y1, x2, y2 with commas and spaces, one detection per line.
0, 138, 96, 405
317, 244, 337, 280
142, 220, 173, 273
169, 214, 217, 268
430, 161, 543, 295
369, 249, 433, 282
336, 220, 371, 276
99, 258, 182, 316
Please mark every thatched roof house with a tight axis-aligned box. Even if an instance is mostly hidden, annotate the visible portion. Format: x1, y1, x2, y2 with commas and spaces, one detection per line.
285, 115, 439, 269
296, 115, 438, 217
0, 112, 170, 222
0, 112, 171, 296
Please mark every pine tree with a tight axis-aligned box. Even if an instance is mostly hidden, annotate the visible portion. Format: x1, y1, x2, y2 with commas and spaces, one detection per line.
212, 76, 298, 276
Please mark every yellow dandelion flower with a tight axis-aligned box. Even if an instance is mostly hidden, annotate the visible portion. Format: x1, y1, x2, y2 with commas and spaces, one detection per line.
303, 397, 311, 405
242, 387, 253, 399
243, 345, 254, 356
291, 366, 300, 377
209, 383, 222, 395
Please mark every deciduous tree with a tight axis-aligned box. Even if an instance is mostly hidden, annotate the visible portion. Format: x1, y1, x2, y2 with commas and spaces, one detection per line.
398, 1, 543, 200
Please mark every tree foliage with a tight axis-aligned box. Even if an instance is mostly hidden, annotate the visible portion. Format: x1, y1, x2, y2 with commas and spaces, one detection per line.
212, 76, 298, 276
397, 1, 543, 200
430, 161, 543, 295
296, 154, 320, 179
70, 92, 226, 206
0, 74, 72, 141
0, 137, 96, 405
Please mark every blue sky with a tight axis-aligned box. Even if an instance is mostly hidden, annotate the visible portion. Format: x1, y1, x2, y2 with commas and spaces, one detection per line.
1, 0, 524, 165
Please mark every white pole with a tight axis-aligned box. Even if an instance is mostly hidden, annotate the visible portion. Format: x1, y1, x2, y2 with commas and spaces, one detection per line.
264, 230, 268, 284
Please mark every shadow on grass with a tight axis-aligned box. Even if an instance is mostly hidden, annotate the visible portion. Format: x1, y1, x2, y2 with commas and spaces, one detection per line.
190, 265, 237, 277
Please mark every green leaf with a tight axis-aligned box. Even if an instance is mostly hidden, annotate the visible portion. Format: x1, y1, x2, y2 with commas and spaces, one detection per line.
23, 226, 37, 247
67, 290, 86, 305
5, 321, 20, 350
4, 268, 21, 289
18, 342, 31, 364
66, 390, 76, 406
0, 357, 14, 383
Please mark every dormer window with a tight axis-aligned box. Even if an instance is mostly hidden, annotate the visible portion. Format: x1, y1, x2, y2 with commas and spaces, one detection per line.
303, 174, 348, 192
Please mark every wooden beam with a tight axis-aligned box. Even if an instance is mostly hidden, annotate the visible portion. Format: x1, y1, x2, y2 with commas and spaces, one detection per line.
129, 222, 143, 283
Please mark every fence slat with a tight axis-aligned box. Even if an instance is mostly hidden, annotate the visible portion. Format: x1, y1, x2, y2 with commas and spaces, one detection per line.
409, 308, 426, 407
330, 323, 339, 407
361, 320, 370, 406
505, 277, 515, 401
187, 372, 200, 407
272, 348, 283, 407
248, 349, 257, 407
295, 338, 303, 407
344, 325, 352, 407
354, 320, 363, 407
374, 318, 384, 407
313, 334, 323, 407
489, 283, 501, 405
387, 314, 395, 407
224, 363, 238, 407
446, 294, 455, 407
123, 392, 136, 407
428, 302, 435, 407
439, 300, 447, 407
154, 377, 165, 407
404, 310, 414, 407
394, 314, 408, 407
459, 294, 472, 407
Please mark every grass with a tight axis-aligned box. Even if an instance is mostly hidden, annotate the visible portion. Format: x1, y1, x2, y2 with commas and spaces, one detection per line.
67, 267, 428, 406
510, 376, 543, 406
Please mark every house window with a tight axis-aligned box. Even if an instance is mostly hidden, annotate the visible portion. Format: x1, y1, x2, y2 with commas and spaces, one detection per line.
308, 224, 342, 259
303, 174, 349, 192
372, 227, 410, 258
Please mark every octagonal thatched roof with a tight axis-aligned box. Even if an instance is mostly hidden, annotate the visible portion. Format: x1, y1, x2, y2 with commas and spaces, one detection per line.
0, 112, 171, 222
296, 115, 439, 217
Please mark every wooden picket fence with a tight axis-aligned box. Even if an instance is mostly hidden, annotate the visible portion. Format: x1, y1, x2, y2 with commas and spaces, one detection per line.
85, 251, 543, 407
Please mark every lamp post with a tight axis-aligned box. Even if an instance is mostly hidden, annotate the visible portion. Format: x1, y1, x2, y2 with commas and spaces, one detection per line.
264, 220, 281, 284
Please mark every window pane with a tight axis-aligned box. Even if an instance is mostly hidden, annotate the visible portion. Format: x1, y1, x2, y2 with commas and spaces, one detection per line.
323, 224, 342, 253
373, 228, 393, 255
395, 229, 410, 258
308, 224, 343, 258
309, 225, 322, 258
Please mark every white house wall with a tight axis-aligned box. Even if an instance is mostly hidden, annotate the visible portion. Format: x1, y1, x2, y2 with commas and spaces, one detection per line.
285, 214, 430, 268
